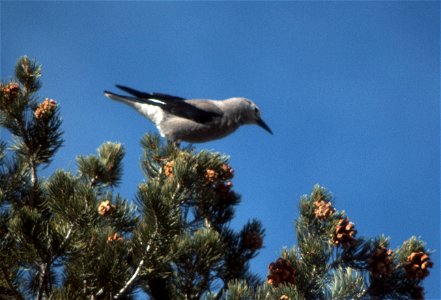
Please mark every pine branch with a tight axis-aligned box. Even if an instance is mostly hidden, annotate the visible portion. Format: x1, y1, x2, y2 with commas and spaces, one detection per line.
77, 142, 125, 190
330, 267, 366, 299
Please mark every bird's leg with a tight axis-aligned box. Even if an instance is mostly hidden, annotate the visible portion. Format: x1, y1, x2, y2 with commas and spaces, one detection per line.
172, 140, 181, 148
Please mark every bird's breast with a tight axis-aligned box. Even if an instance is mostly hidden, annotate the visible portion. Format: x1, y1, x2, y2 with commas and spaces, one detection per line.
160, 117, 240, 143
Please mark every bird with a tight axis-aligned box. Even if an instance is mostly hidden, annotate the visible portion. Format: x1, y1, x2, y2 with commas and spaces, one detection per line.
104, 85, 272, 143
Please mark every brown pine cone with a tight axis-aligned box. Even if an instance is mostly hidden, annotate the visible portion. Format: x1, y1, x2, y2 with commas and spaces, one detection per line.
220, 163, 234, 180
163, 161, 175, 177
204, 169, 219, 182
98, 200, 115, 216
2, 82, 20, 98
107, 233, 123, 243
368, 246, 394, 277
214, 181, 235, 203
242, 231, 263, 250
313, 200, 335, 220
34, 98, 57, 119
267, 258, 296, 287
404, 251, 433, 280
331, 218, 357, 247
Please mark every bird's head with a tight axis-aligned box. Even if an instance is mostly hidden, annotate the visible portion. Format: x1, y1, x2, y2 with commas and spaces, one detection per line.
233, 98, 273, 134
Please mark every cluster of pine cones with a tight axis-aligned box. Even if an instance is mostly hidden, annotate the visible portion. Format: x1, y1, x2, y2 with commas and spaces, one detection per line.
34, 98, 57, 120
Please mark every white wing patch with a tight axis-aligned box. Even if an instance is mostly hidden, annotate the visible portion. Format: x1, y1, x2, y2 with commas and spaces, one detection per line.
148, 98, 166, 105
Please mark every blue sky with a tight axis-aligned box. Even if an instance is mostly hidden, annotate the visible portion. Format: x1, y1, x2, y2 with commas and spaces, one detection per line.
1, 1, 439, 298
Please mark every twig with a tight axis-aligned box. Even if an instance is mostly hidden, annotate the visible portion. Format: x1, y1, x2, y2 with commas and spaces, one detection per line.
30, 161, 37, 187
50, 225, 74, 264
36, 263, 48, 300
36, 225, 75, 300
110, 179, 166, 298
171, 182, 181, 202
60, 226, 74, 249
113, 244, 151, 299
214, 283, 228, 300
112, 210, 160, 299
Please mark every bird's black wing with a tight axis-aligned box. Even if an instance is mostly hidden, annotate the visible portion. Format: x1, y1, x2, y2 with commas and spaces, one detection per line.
115, 85, 222, 124
116, 85, 186, 101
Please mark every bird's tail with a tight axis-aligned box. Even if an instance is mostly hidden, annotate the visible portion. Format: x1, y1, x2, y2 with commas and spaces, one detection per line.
104, 91, 140, 107
104, 90, 165, 126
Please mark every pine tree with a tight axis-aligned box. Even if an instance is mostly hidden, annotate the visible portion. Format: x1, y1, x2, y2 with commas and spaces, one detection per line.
0, 56, 264, 299
0, 56, 433, 300
225, 185, 434, 300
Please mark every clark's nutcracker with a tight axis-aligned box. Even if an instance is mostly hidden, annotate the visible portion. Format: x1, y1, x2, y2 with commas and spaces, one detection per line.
104, 85, 272, 143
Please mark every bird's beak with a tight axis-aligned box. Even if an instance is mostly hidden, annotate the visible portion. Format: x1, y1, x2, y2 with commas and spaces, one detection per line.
257, 118, 273, 134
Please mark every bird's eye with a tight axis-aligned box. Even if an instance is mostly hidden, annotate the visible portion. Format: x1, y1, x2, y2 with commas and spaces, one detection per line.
254, 107, 259, 114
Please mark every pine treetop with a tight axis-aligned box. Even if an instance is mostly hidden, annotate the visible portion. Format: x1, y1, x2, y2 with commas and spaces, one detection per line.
0, 56, 433, 300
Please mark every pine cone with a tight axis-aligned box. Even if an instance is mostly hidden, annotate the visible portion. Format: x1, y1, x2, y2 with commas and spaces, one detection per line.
267, 258, 296, 287
220, 163, 234, 180
214, 181, 235, 203
2, 82, 20, 99
403, 251, 433, 279
98, 200, 115, 216
242, 231, 263, 250
34, 98, 57, 120
313, 200, 335, 220
107, 233, 123, 243
163, 161, 175, 177
368, 246, 393, 277
331, 218, 357, 247
205, 169, 219, 182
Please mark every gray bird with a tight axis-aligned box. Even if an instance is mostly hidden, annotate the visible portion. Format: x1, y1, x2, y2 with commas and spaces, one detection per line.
104, 85, 272, 143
